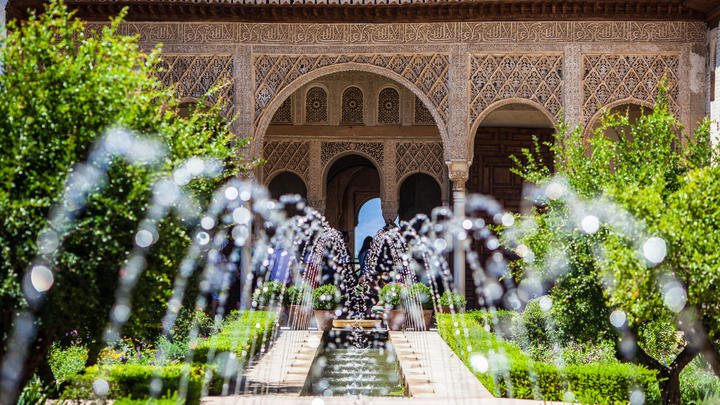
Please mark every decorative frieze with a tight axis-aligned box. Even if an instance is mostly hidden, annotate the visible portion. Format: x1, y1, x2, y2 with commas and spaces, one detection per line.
582, 54, 680, 123
86, 21, 706, 46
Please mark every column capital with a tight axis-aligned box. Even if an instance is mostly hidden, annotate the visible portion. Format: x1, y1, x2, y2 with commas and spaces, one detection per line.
308, 199, 326, 214
381, 199, 398, 225
446, 159, 470, 187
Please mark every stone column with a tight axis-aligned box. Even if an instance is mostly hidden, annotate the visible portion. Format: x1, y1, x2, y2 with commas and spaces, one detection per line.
711, 27, 720, 147
447, 159, 469, 298
307, 141, 325, 214
234, 46, 254, 161
563, 43, 583, 132
381, 141, 398, 224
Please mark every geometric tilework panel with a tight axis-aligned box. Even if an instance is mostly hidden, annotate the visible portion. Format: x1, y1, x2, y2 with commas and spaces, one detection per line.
469, 54, 563, 125
254, 53, 449, 129
262, 141, 310, 183
582, 54, 680, 123
155, 54, 234, 117
396, 142, 445, 183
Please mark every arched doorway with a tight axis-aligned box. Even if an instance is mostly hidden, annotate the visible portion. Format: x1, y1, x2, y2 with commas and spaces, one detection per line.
325, 154, 381, 258
467, 102, 555, 306
267, 171, 307, 200
398, 173, 441, 221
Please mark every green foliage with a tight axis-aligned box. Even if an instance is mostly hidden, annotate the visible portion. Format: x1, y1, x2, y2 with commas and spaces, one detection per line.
438, 291, 466, 309
312, 284, 340, 310
438, 314, 659, 404
17, 375, 49, 405
64, 363, 204, 404
379, 283, 406, 309
251, 281, 284, 307
48, 340, 89, 385
114, 394, 179, 405
406, 282, 433, 310
193, 310, 277, 364
172, 309, 219, 341
507, 90, 720, 385
0, 0, 243, 386
466, 309, 522, 339
680, 362, 720, 405
284, 283, 311, 306
520, 299, 554, 347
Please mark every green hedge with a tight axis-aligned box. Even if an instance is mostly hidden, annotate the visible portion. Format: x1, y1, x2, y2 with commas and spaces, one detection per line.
64, 363, 204, 404
193, 310, 277, 364
437, 314, 659, 404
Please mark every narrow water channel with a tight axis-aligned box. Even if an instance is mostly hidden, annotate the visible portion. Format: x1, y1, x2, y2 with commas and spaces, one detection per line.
303, 330, 405, 396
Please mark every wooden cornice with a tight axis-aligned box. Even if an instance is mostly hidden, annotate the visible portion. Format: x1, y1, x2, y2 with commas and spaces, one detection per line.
6, 0, 713, 23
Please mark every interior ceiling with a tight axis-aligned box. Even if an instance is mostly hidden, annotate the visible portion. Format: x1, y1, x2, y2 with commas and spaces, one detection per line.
327, 155, 377, 185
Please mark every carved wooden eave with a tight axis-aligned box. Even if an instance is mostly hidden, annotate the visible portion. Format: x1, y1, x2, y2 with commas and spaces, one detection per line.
5, 0, 718, 24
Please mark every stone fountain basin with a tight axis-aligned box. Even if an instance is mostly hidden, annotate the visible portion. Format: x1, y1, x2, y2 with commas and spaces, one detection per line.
332, 319, 383, 328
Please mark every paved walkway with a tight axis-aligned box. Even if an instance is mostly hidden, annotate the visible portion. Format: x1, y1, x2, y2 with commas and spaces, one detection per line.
202, 330, 568, 405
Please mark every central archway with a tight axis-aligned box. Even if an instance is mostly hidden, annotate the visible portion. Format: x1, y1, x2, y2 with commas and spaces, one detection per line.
325, 154, 381, 258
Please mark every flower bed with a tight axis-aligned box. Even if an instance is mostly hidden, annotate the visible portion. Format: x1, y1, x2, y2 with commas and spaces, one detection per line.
437, 313, 659, 404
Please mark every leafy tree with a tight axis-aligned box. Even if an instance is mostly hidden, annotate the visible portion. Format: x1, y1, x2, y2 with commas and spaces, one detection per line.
0, 0, 243, 399
508, 93, 719, 404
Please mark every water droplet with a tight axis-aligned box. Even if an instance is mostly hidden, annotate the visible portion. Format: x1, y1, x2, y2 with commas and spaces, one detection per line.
501, 213, 515, 226
30, 265, 54, 292
93, 379, 110, 397
196, 231, 210, 245
581, 215, 600, 234
135, 229, 154, 248
469, 353, 488, 373
629, 389, 645, 405
112, 304, 130, 323
546, 182, 564, 200
225, 186, 239, 200
233, 207, 251, 224
538, 295, 552, 311
642, 237, 666, 264
462, 219, 473, 230
37, 229, 59, 254
200, 216, 215, 230
486, 238, 499, 250
186, 157, 205, 176
662, 282, 686, 313
610, 310, 627, 328
515, 244, 531, 258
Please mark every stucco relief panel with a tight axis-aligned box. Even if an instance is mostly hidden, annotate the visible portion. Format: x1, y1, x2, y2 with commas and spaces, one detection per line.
469, 54, 564, 125
262, 141, 310, 183
253, 53, 449, 130
582, 54, 680, 123
396, 142, 445, 184
155, 54, 235, 116
320, 142, 384, 168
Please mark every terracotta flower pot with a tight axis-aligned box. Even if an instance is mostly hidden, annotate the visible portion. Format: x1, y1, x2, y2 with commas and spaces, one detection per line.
288, 304, 313, 329
438, 306, 464, 314
313, 310, 336, 331
422, 309, 433, 330
385, 309, 406, 331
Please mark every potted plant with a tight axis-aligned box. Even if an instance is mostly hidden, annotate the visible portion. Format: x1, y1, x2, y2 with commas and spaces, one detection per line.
252, 281, 284, 312
284, 283, 312, 329
438, 290, 466, 314
407, 282, 434, 330
379, 283, 407, 331
312, 284, 340, 331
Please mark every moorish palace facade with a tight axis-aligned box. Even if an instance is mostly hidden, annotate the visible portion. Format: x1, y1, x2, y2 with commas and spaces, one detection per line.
2, 0, 720, 300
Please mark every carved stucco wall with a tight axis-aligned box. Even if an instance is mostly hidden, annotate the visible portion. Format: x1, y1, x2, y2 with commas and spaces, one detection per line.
82, 20, 709, 180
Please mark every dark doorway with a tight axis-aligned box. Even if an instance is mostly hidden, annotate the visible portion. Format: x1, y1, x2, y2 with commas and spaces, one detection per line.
325, 154, 381, 258
466, 126, 554, 307
268, 171, 307, 200
398, 173, 442, 221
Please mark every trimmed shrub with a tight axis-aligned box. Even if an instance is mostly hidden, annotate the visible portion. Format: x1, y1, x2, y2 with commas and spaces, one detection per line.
64, 363, 204, 404
193, 310, 277, 365
284, 283, 311, 306
312, 284, 340, 310
48, 341, 88, 385
407, 282, 433, 310
438, 291, 466, 310
251, 281, 284, 307
437, 314, 659, 404
379, 283, 406, 309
